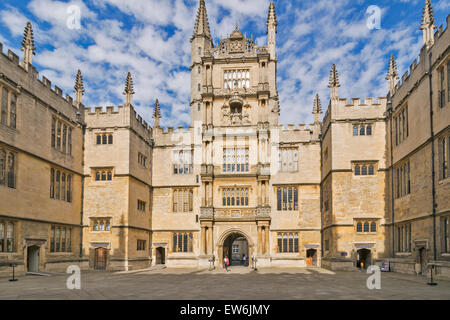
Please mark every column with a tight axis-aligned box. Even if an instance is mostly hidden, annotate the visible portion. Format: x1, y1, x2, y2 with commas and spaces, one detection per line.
257, 181, 261, 206
261, 227, 266, 254
201, 226, 206, 255
258, 226, 262, 255
207, 226, 213, 255
265, 226, 269, 254
208, 183, 213, 207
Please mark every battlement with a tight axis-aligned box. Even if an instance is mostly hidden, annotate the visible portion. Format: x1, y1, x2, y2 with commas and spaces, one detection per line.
0, 42, 80, 111
391, 14, 449, 101
84, 104, 152, 139
276, 123, 311, 132
340, 97, 387, 108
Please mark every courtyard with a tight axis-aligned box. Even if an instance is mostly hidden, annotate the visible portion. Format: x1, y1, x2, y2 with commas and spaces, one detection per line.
0, 266, 449, 300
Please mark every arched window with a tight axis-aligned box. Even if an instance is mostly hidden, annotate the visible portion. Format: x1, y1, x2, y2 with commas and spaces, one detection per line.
355, 165, 360, 176
353, 126, 358, 136
277, 234, 282, 252
101, 171, 106, 181
364, 222, 369, 232
7, 153, 15, 188
107, 171, 112, 181
102, 134, 107, 144
100, 221, 104, 231
0, 149, 5, 186
360, 126, 365, 136
366, 125, 372, 135
198, 84, 201, 92
198, 47, 201, 55
222, 189, 226, 206
93, 221, 98, 231
368, 165, 374, 175
283, 234, 288, 253
362, 165, 367, 175
105, 221, 110, 231
370, 222, 376, 232
357, 222, 362, 232
173, 233, 177, 252
96, 135, 101, 145
288, 234, 294, 252
95, 171, 100, 181
108, 135, 113, 144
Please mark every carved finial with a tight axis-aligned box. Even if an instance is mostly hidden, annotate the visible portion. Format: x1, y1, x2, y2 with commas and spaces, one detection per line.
21, 21, 35, 68
267, 2, 278, 32
123, 72, 135, 106
153, 99, 161, 127
386, 55, 399, 96
313, 93, 322, 123
267, 2, 277, 59
328, 64, 340, 99
192, 0, 212, 41
74, 69, 85, 106
419, 0, 437, 48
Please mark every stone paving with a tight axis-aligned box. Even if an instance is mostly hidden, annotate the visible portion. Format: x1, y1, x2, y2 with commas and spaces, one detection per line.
0, 267, 449, 300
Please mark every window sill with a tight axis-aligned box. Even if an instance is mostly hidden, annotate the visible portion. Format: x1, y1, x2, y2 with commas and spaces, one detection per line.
48, 252, 73, 255
395, 252, 412, 256
91, 231, 111, 233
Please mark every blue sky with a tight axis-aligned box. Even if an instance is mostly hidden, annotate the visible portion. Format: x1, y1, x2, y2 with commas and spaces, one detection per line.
0, 0, 449, 127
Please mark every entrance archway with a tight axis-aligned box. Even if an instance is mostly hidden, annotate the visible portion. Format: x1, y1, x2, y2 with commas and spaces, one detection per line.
223, 233, 249, 267
306, 249, 317, 267
155, 247, 165, 265
27, 245, 40, 272
418, 247, 427, 275
356, 249, 371, 269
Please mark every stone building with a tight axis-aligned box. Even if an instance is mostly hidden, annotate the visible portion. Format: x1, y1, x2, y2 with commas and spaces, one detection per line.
384, 1, 450, 278
0, 24, 87, 277
0, 0, 449, 278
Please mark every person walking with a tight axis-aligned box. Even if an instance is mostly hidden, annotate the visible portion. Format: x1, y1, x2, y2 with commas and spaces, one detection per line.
224, 256, 229, 272
242, 254, 246, 266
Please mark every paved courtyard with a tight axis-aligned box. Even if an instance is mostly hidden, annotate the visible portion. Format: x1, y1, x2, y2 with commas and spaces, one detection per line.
0, 266, 449, 300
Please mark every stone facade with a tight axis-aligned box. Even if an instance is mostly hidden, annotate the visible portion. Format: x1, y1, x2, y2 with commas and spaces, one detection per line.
0, 0, 449, 278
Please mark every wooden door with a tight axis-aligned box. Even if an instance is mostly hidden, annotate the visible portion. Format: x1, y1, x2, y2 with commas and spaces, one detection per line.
94, 247, 107, 270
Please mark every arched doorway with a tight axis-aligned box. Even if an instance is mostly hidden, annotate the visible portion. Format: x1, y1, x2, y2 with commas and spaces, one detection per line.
223, 233, 249, 267
356, 249, 371, 269
306, 249, 318, 267
94, 247, 107, 270
155, 247, 165, 265
418, 247, 427, 275
27, 245, 40, 272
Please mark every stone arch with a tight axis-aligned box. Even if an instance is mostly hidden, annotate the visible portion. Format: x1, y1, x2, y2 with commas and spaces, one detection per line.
217, 228, 254, 267
218, 228, 254, 248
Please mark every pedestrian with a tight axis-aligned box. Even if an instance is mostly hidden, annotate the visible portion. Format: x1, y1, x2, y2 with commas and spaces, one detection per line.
224, 257, 229, 272
242, 254, 246, 266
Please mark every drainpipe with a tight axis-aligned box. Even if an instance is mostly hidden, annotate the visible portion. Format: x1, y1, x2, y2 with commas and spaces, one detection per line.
387, 97, 395, 258
77, 115, 86, 263
428, 52, 437, 262
319, 132, 324, 261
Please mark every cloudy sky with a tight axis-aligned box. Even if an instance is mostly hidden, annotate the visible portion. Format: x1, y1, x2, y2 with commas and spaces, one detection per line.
0, 0, 449, 127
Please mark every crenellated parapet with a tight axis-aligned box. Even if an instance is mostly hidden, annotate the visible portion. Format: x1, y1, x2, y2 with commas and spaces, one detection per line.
274, 123, 320, 143
152, 125, 195, 147
84, 104, 152, 142
0, 42, 82, 118
390, 14, 449, 106
329, 97, 387, 121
